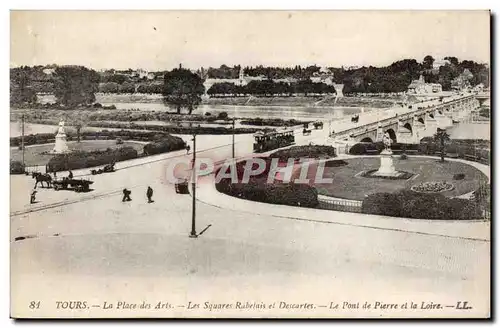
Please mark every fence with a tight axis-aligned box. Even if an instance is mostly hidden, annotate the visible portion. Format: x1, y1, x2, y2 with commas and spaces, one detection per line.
318, 196, 363, 213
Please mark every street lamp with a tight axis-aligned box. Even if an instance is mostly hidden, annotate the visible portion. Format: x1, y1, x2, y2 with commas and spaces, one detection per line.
189, 126, 198, 238
232, 118, 236, 158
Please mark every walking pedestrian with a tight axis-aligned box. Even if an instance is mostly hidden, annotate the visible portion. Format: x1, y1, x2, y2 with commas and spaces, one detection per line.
186, 145, 191, 154
122, 188, 132, 202
30, 189, 37, 204
68, 170, 73, 179
146, 186, 154, 203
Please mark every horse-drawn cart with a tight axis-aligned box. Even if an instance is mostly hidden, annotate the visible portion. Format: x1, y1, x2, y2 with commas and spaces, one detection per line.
175, 179, 189, 194
53, 178, 94, 192
91, 163, 115, 175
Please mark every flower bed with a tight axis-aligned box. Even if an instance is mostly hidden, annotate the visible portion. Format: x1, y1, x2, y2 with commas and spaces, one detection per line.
410, 181, 454, 193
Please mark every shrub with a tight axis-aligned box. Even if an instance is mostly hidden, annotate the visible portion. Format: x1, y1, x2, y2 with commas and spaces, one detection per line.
362, 190, 481, 220
204, 112, 212, 116
453, 173, 465, 180
143, 135, 187, 155
47, 146, 138, 172
349, 143, 367, 155
216, 111, 229, 120
10, 161, 25, 175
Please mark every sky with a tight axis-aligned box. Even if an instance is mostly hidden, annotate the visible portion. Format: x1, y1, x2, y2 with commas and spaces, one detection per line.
10, 10, 490, 71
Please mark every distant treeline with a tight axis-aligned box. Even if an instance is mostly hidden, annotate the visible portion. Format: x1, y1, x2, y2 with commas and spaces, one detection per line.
10, 56, 489, 107
208, 80, 335, 96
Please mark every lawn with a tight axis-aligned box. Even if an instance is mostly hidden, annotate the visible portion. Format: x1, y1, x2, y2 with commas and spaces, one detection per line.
10, 140, 145, 166
311, 157, 488, 201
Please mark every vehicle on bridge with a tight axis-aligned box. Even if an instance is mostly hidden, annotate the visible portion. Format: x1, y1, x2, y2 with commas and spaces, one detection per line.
52, 178, 94, 192
253, 130, 295, 153
302, 128, 312, 136
351, 115, 359, 123
313, 121, 324, 129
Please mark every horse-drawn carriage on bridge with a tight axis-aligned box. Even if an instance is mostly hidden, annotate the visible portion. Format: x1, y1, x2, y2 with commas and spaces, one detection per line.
313, 121, 324, 129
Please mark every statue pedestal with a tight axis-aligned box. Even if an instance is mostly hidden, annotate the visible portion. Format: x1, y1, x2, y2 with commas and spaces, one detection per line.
51, 132, 70, 154
374, 150, 398, 177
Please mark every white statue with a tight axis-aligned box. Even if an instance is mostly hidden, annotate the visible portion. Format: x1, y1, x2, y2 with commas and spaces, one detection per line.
383, 132, 392, 150
57, 121, 66, 134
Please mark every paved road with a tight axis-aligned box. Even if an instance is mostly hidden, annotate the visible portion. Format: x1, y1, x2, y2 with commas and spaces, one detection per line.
10, 93, 489, 318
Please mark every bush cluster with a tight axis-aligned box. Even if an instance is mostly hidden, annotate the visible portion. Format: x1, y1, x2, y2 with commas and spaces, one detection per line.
10, 161, 25, 174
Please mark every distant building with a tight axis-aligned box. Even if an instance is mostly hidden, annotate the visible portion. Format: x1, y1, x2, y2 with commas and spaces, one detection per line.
408, 75, 442, 94
310, 67, 335, 85
432, 58, 450, 70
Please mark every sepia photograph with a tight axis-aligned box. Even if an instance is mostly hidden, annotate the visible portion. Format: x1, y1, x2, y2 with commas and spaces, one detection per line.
9, 9, 491, 319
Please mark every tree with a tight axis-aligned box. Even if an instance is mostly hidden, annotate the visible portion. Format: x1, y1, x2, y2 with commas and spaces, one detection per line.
423, 55, 435, 69
444, 56, 459, 66
163, 67, 205, 114
53, 66, 100, 106
433, 128, 450, 162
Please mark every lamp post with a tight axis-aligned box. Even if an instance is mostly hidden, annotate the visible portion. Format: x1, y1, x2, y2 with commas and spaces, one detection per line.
189, 129, 197, 238
21, 114, 25, 168
232, 118, 235, 158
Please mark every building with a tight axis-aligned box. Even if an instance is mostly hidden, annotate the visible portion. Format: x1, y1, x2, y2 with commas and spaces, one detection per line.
310, 67, 335, 85
407, 75, 442, 94
432, 58, 450, 70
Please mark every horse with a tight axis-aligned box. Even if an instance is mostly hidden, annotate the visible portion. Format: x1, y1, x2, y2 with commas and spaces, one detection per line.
32, 172, 52, 188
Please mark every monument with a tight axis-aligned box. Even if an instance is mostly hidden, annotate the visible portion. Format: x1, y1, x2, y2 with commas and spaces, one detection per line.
374, 132, 397, 177
51, 121, 70, 154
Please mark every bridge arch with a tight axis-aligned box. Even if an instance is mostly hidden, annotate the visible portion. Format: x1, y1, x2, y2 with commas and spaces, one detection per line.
360, 137, 373, 143
403, 123, 413, 134
385, 128, 397, 143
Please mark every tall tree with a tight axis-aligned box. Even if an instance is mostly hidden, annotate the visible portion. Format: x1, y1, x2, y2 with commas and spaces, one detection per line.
163, 67, 205, 114
53, 66, 100, 106
433, 128, 451, 162
423, 55, 435, 69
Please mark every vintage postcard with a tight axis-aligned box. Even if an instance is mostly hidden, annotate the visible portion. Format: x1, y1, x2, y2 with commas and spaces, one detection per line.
10, 10, 491, 318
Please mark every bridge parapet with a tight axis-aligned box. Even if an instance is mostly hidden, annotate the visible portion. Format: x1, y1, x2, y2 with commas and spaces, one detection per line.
333, 94, 476, 141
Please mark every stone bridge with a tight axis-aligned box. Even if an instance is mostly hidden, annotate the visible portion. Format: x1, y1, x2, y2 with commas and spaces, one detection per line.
334, 94, 481, 144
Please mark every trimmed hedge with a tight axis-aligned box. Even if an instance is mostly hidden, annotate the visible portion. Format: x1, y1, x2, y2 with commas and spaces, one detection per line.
215, 160, 319, 208
362, 190, 482, 220
47, 146, 138, 172
143, 136, 187, 155
270, 145, 337, 161
216, 179, 319, 208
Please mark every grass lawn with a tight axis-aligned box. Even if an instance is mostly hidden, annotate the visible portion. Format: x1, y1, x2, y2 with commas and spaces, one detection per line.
311, 157, 488, 201
10, 140, 145, 166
